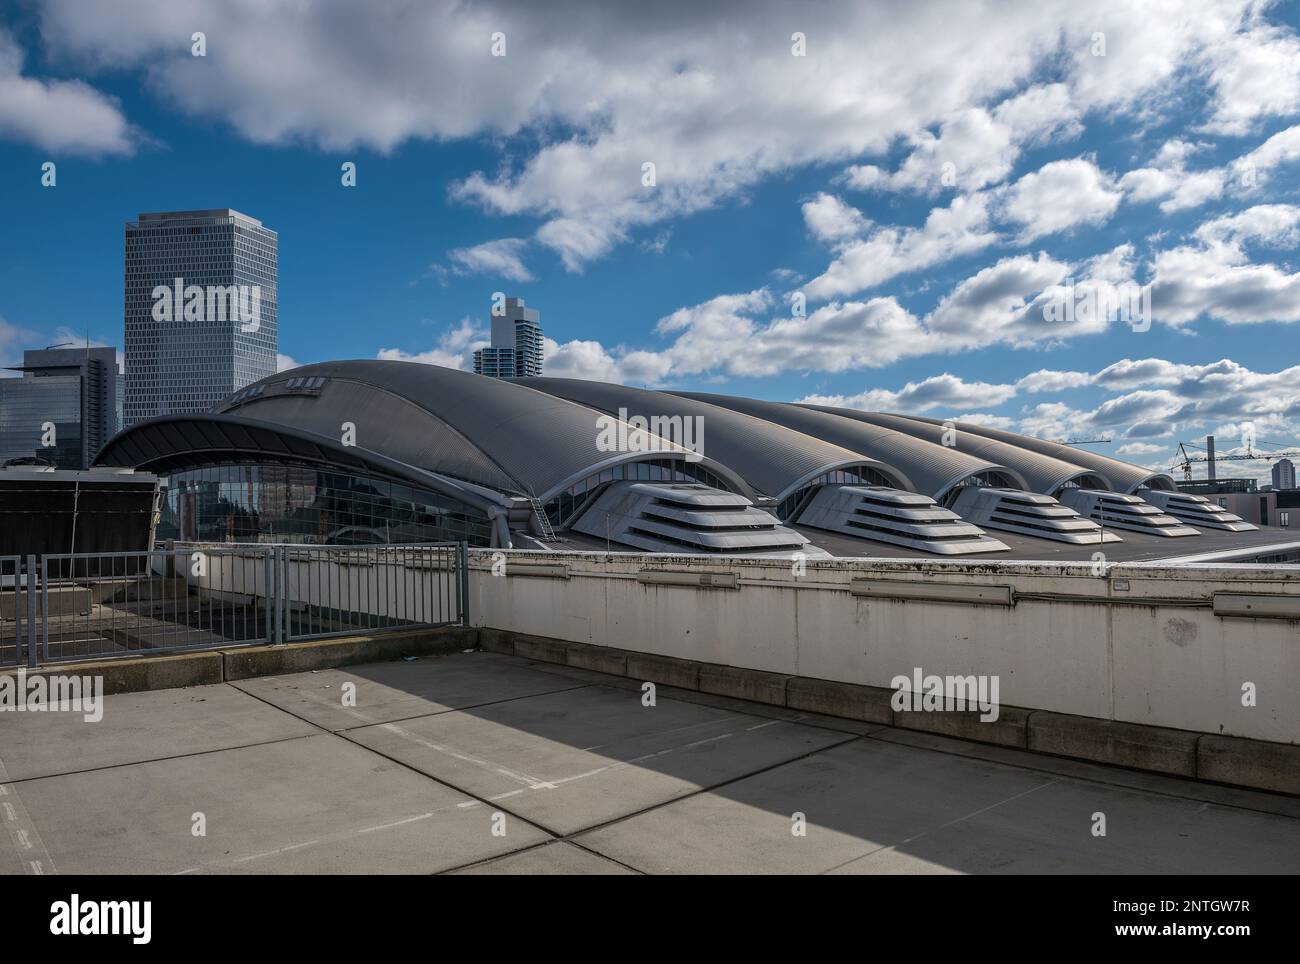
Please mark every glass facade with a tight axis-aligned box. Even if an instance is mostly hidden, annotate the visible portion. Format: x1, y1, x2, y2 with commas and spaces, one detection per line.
775, 466, 896, 519
124, 209, 278, 427
545, 457, 735, 526
0, 374, 82, 467
156, 462, 492, 545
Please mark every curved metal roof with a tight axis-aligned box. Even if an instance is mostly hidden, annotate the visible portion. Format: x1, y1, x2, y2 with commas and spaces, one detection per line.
103, 361, 749, 502
901, 416, 1178, 493
516, 377, 912, 500
798, 406, 1111, 495
674, 392, 1027, 500
94, 412, 514, 513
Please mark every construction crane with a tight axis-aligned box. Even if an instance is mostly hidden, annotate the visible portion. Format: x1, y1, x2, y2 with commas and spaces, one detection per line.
1056, 437, 1111, 445
1171, 438, 1300, 482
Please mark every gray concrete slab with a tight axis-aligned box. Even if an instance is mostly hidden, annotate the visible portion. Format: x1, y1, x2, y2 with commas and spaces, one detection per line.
452, 841, 636, 875
574, 738, 1300, 874
345, 684, 852, 835
520, 659, 884, 736
829, 777, 1300, 874
15, 733, 551, 874
229, 651, 590, 730
5, 652, 1299, 875
0, 683, 317, 781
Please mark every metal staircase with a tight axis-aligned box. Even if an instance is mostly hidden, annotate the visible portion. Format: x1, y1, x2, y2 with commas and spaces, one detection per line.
527, 495, 556, 540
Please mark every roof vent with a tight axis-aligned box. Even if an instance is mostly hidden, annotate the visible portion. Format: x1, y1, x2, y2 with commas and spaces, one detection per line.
1056, 489, 1200, 537
1136, 489, 1257, 531
948, 487, 1122, 544
796, 485, 1008, 554
568, 481, 812, 556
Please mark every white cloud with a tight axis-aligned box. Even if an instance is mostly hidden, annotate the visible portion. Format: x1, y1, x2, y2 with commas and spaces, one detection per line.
446, 238, 534, 282
0, 28, 134, 155
801, 193, 869, 244
377, 318, 487, 369
952, 413, 1018, 430
35, 0, 1299, 268
1120, 123, 1300, 213
800, 374, 1016, 413
1199, 19, 1300, 135
1001, 157, 1122, 242
1150, 205, 1300, 326
844, 83, 1082, 195
276, 353, 301, 372
1116, 442, 1166, 456
1193, 203, 1300, 248
802, 193, 997, 299
1016, 369, 1092, 392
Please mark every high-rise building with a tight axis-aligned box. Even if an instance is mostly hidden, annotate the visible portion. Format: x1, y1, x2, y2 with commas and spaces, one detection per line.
472, 296, 543, 378
1273, 458, 1296, 490
0, 346, 122, 469
123, 209, 277, 427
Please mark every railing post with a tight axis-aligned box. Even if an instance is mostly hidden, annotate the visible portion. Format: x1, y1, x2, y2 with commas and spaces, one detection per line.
25, 554, 37, 668
458, 542, 470, 627
264, 546, 274, 644
274, 546, 286, 645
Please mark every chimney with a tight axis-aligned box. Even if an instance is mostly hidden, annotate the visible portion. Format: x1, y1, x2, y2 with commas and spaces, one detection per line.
1206, 435, 1216, 481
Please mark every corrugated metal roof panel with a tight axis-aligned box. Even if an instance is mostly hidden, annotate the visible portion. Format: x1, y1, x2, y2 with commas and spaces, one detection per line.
518, 377, 910, 499
677, 391, 1024, 499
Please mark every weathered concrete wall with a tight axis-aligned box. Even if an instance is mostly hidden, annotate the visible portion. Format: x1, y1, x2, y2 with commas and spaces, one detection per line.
467, 550, 1300, 745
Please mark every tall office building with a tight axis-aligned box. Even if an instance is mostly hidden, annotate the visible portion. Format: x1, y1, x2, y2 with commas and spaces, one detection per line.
472, 296, 543, 378
1273, 458, 1296, 490
0, 346, 122, 469
124, 209, 277, 427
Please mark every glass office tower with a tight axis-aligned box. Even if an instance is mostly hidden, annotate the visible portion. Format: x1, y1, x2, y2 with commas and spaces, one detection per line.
0, 346, 121, 469
123, 209, 277, 427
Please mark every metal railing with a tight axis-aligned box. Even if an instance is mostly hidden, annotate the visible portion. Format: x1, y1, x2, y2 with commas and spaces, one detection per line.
1, 555, 28, 666
1, 543, 467, 666
276, 544, 465, 642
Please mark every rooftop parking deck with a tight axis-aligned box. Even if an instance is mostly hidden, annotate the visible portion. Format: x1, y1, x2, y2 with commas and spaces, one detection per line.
3, 650, 1298, 875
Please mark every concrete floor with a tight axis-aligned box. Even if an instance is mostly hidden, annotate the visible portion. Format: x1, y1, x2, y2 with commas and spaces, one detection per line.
3, 650, 1299, 874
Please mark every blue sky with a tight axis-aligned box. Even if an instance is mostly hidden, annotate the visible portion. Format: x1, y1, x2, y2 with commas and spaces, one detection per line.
2, 0, 1300, 480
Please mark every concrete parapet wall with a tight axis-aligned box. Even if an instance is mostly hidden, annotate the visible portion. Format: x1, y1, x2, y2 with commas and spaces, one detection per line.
478, 626, 1300, 796
467, 549, 1300, 746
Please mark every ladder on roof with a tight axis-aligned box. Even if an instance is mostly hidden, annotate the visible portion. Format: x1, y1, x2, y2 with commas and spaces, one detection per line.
527, 495, 556, 541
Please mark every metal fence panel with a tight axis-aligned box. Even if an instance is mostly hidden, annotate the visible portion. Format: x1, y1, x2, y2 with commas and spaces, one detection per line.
0, 555, 22, 666
36, 547, 275, 664
12, 541, 467, 666
280, 544, 463, 641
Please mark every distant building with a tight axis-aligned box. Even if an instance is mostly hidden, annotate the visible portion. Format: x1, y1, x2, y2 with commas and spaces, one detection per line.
0, 346, 121, 469
473, 297, 543, 378
123, 209, 277, 427
1272, 458, 1296, 490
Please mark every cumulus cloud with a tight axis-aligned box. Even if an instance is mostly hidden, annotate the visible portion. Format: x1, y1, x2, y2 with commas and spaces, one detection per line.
377, 318, 487, 369
446, 238, 534, 282
1120, 123, 1300, 213
33, 0, 1300, 268
1150, 205, 1300, 326
802, 193, 997, 299
844, 83, 1082, 195
1116, 442, 1166, 456
801, 193, 869, 244
1000, 158, 1122, 242
799, 374, 1017, 413
0, 28, 134, 155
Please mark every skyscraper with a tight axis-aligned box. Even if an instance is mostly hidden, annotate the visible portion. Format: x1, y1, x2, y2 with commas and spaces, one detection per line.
123, 209, 277, 427
473, 296, 543, 378
0, 346, 121, 469
1273, 458, 1296, 490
